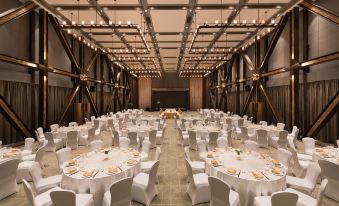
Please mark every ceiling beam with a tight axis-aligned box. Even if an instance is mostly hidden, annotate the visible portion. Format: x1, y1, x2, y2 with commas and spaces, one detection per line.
193, 0, 249, 69
0, 1, 38, 25
300, 0, 339, 25
139, 0, 164, 72
176, 0, 198, 72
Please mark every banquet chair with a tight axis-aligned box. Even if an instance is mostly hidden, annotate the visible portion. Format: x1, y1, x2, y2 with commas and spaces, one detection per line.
256, 129, 269, 148
287, 162, 321, 195
66, 131, 79, 150
107, 119, 114, 130
289, 147, 311, 178
132, 161, 160, 206
21, 139, 48, 163
140, 140, 151, 161
197, 139, 208, 160
244, 140, 258, 153
128, 131, 140, 149
79, 127, 97, 146
56, 147, 71, 172
22, 179, 62, 206
258, 121, 267, 126
141, 147, 161, 174
37, 127, 45, 140
146, 130, 157, 149
50, 190, 94, 206
239, 126, 249, 142
287, 126, 299, 149
254, 191, 298, 206
270, 130, 288, 149
21, 137, 35, 157
217, 137, 228, 148
277, 148, 292, 169
185, 159, 210, 205
208, 132, 219, 150
156, 125, 166, 145
119, 137, 130, 149
337, 140, 339, 147
208, 176, 240, 206
318, 159, 339, 202
243, 115, 248, 120
93, 120, 100, 129
0, 159, 20, 200
184, 147, 205, 174
276, 123, 285, 130
112, 130, 120, 147
188, 130, 199, 150
68, 122, 78, 127
90, 140, 103, 151
302, 137, 315, 155
17, 140, 47, 182
49, 124, 59, 131
91, 116, 96, 122
29, 162, 61, 194
103, 177, 133, 206
44, 132, 63, 152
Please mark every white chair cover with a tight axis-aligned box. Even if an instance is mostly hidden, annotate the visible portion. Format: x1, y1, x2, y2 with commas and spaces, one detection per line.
90, 140, 103, 151
208, 176, 239, 206
0, 159, 20, 200
56, 147, 71, 172
103, 177, 133, 206
66, 131, 78, 150
318, 160, 339, 202
119, 137, 130, 149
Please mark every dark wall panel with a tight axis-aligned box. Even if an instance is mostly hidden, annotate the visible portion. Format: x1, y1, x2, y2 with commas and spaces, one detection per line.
152, 91, 188, 109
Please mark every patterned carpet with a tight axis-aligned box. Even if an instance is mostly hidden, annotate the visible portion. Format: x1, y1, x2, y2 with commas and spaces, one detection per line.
0, 112, 337, 206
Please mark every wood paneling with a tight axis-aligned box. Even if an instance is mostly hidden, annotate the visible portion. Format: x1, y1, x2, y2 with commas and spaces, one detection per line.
189, 77, 203, 111
138, 78, 152, 109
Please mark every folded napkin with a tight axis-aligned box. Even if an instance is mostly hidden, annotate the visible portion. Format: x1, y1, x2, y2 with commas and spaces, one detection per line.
107, 166, 120, 174
133, 152, 140, 157
207, 152, 214, 158
319, 152, 330, 158
227, 167, 237, 175
252, 171, 264, 179
83, 170, 95, 178
127, 159, 136, 165
68, 159, 77, 166
271, 159, 280, 166
67, 167, 78, 174
3, 153, 17, 158
271, 167, 282, 175
211, 159, 220, 166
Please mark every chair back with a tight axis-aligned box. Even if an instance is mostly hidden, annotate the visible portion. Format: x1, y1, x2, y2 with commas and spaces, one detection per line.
68, 122, 78, 127
208, 176, 232, 206
66, 131, 78, 150
50, 124, 59, 131
56, 148, 71, 171
112, 130, 120, 147
93, 120, 100, 129
257, 129, 268, 147
90, 140, 103, 151
50, 190, 76, 206
87, 127, 96, 143
127, 132, 138, 148
109, 177, 133, 206
22, 179, 36, 206
119, 137, 130, 149
277, 148, 292, 168
217, 138, 228, 148
305, 162, 321, 187
271, 192, 298, 206
184, 159, 194, 183
0, 158, 20, 190
148, 130, 157, 148
188, 130, 197, 150
277, 130, 288, 149
239, 126, 249, 142
24, 138, 35, 151
316, 179, 329, 206
184, 147, 191, 161
302, 137, 315, 155
141, 140, 151, 154
44, 132, 56, 149
37, 127, 44, 137
208, 132, 219, 149
29, 162, 42, 187
226, 130, 232, 147
288, 147, 305, 177
154, 147, 161, 161
244, 140, 258, 152
259, 121, 267, 126
276, 123, 285, 130
35, 140, 47, 166
318, 160, 339, 184
91, 116, 96, 121
147, 161, 160, 188
237, 118, 244, 127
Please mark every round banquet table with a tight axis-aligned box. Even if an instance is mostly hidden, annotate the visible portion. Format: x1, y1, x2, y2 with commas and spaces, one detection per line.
313, 147, 339, 164
246, 124, 281, 138
191, 125, 221, 139
205, 149, 286, 206
61, 148, 141, 205
52, 125, 90, 146
0, 147, 21, 163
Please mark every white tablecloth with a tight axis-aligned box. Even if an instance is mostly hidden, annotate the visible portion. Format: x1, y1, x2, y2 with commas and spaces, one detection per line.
313, 147, 339, 164
61, 148, 141, 205
206, 150, 286, 206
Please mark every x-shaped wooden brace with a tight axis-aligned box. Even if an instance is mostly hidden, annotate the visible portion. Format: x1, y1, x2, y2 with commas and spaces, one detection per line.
105, 57, 123, 112
239, 14, 290, 123
49, 16, 99, 124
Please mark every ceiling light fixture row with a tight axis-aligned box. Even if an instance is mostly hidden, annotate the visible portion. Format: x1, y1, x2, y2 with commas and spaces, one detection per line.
188, 21, 277, 53
185, 56, 228, 62
59, 21, 150, 52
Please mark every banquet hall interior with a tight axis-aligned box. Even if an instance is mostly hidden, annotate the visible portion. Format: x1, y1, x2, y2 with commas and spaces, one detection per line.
0, 0, 339, 205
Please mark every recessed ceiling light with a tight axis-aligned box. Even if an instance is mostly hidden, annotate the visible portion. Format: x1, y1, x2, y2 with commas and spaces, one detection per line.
243, 6, 249, 9
196, 6, 201, 10
276, 5, 282, 9
56, 7, 62, 11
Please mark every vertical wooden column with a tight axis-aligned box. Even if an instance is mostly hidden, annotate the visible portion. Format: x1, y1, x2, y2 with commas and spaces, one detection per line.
235, 54, 240, 114
302, 9, 309, 135
253, 37, 261, 123
290, 8, 300, 128
29, 11, 37, 130
122, 71, 126, 110
38, 9, 48, 129
78, 38, 84, 103
100, 54, 104, 114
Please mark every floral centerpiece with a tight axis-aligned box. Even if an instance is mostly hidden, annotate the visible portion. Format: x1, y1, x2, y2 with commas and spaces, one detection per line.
235, 149, 243, 160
